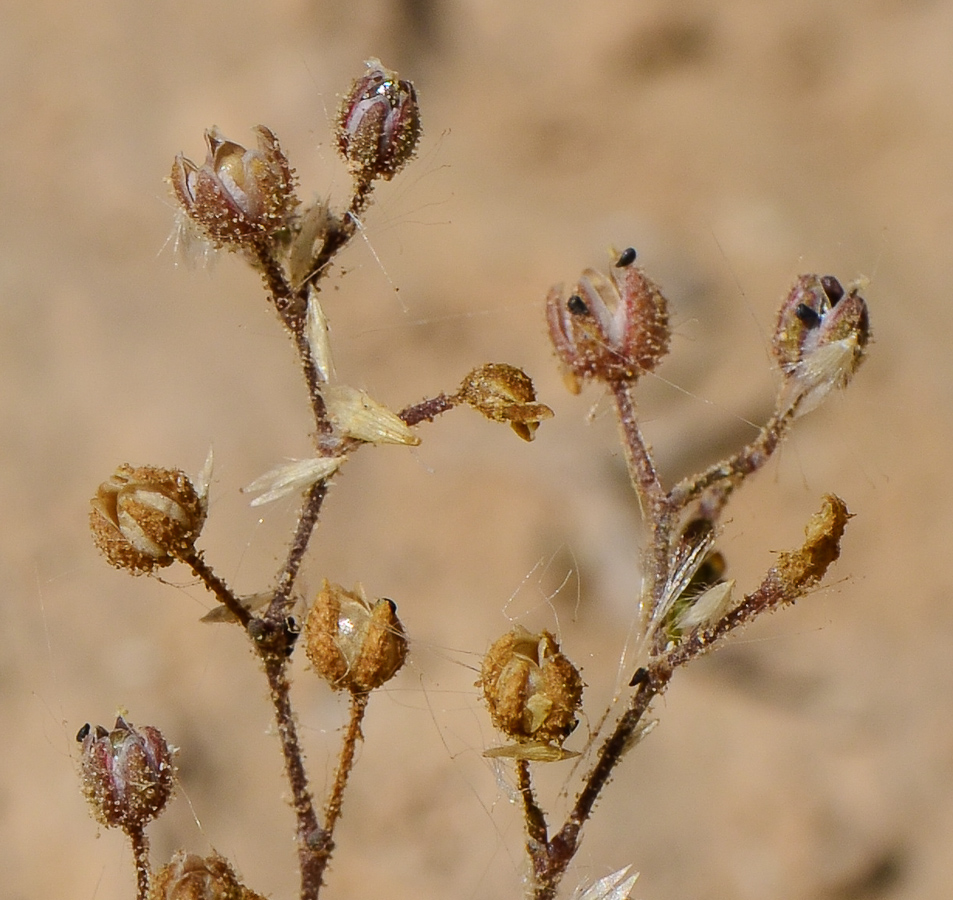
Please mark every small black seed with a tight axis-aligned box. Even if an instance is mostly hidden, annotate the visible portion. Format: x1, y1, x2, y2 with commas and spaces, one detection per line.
567, 294, 589, 315
820, 275, 844, 305
629, 666, 648, 688
76, 723, 91, 742
795, 303, 823, 327
615, 247, 637, 268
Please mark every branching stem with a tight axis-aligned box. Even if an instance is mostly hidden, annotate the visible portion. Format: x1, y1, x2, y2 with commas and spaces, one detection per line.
262, 653, 325, 900
182, 549, 250, 628
266, 479, 329, 621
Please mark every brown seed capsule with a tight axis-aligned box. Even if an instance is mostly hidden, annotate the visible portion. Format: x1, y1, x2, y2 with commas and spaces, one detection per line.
304, 580, 407, 693
546, 260, 670, 393
170, 125, 298, 248
455, 363, 554, 441
79, 716, 175, 832
90, 464, 207, 574
479, 626, 583, 751
337, 58, 421, 181
772, 274, 871, 416
149, 851, 267, 900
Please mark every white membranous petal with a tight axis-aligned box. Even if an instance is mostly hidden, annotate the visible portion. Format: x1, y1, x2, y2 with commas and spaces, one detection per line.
288, 201, 330, 288
772, 274, 870, 418
572, 865, 640, 900
243, 457, 346, 507
673, 579, 736, 632
325, 385, 420, 446
306, 286, 334, 383
195, 447, 214, 506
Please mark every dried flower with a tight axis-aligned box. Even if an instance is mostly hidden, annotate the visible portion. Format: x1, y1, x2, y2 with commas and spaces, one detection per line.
572, 866, 640, 900
171, 125, 297, 248
78, 715, 175, 832
773, 274, 871, 416
337, 58, 421, 181
305, 284, 334, 383
546, 259, 670, 392
669, 579, 736, 635
304, 580, 408, 693
774, 494, 851, 595
455, 363, 554, 441
479, 626, 583, 756
90, 464, 207, 574
288, 200, 331, 288
324, 385, 420, 445
150, 851, 267, 900
243, 456, 346, 507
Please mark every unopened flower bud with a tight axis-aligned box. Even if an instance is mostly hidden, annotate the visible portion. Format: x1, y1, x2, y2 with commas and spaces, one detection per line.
150, 851, 267, 900
455, 363, 554, 441
90, 464, 207, 574
337, 58, 421, 181
773, 274, 871, 416
171, 125, 297, 247
304, 580, 407, 693
78, 716, 175, 832
479, 626, 583, 754
546, 257, 670, 393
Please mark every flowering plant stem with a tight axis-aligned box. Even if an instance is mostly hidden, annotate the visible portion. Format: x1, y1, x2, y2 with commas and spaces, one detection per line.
80, 60, 870, 900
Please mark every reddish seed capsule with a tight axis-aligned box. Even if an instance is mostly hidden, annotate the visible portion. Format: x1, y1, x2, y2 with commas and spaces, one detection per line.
170, 125, 298, 248
79, 716, 176, 832
337, 58, 421, 181
547, 259, 671, 392
773, 273, 871, 416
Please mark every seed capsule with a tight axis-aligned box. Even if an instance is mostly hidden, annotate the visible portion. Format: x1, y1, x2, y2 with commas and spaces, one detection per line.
546, 259, 670, 392
479, 626, 583, 753
337, 58, 421, 181
773, 274, 871, 417
170, 125, 298, 248
90, 464, 207, 574
150, 851, 267, 900
455, 363, 554, 441
79, 716, 175, 833
304, 580, 408, 693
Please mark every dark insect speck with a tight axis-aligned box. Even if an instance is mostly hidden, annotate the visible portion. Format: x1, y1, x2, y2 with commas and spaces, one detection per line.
615, 247, 637, 268
567, 294, 589, 315
795, 303, 823, 327
629, 666, 648, 688
820, 275, 845, 305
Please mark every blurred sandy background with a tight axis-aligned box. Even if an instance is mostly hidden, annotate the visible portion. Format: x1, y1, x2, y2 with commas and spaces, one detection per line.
2, 1, 950, 898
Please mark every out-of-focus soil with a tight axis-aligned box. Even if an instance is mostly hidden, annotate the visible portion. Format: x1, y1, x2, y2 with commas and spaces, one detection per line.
2, 2, 950, 899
